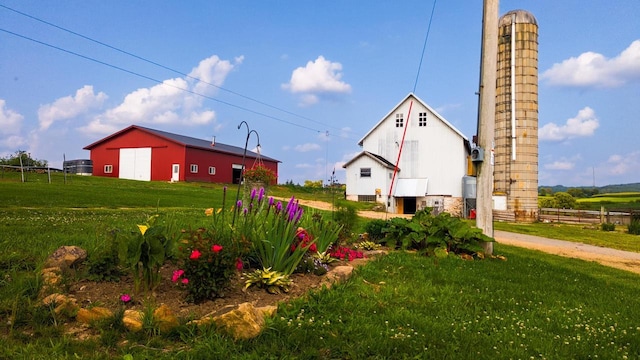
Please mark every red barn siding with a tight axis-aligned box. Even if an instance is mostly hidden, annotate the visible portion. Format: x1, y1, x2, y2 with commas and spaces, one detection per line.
85, 126, 279, 184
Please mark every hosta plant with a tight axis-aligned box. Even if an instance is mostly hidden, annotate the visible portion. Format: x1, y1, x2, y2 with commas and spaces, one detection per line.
244, 267, 292, 294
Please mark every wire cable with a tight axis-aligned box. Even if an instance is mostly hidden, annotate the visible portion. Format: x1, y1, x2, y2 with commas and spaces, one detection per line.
0, 3, 346, 133
412, 0, 438, 93
0, 27, 335, 135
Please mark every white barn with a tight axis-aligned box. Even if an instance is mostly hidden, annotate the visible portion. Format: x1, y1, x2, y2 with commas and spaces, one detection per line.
343, 93, 471, 215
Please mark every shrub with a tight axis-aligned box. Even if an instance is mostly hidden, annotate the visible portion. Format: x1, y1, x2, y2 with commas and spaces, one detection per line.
600, 223, 616, 232
383, 211, 493, 256
175, 228, 239, 303
333, 203, 358, 240
363, 219, 388, 242
628, 220, 640, 235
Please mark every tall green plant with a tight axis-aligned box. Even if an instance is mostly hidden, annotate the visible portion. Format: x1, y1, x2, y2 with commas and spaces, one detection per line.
306, 211, 342, 253
117, 215, 174, 293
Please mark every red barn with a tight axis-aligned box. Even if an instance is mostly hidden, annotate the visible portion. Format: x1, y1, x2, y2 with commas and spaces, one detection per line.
83, 125, 279, 183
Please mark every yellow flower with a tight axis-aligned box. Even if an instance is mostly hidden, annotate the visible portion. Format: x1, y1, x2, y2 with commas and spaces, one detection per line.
205, 208, 214, 216
217, 208, 222, 214
137, 224, 148, 235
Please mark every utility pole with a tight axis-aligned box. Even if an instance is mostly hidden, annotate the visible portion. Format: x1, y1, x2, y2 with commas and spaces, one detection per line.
476, 0, 499, 254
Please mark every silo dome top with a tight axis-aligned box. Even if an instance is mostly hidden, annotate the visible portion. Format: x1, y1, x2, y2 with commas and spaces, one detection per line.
499, 9, 537, 26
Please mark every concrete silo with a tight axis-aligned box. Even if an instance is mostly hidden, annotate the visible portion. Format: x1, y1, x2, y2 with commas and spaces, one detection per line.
493, 10, 539, 222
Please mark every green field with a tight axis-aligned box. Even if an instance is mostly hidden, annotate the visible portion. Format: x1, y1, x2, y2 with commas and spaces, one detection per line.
1, 174, 639, 359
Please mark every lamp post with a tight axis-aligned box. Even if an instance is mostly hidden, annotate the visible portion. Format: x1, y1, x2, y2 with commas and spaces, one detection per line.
232, 121, 260, 226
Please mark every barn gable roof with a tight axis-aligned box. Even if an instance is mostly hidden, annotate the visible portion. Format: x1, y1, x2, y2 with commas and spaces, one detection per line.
357, 92, 469, 146
84, 125, 279, 163
342, 151, 398, 170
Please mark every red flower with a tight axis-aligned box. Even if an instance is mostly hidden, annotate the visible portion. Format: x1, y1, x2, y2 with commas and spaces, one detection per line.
236, 258, 244, 271
309, 243, 317, 252
181, 278, 189, 285
190, 249, 202, 260
211, 244, 223, 253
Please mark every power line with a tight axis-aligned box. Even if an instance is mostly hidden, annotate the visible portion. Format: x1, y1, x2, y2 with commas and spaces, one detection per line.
413, 0, 438, 93
0, 27, 330, 135
0, 3, 349, 135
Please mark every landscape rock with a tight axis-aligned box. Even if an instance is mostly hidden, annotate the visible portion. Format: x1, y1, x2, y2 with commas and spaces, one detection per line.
322, 265, 353, 287
41, 293, 79, 316
39, 267, 64, 297
154, 304, 179, 332
197, 302, 270, 340
44, 246, 87, 270
123, 309, 143, 332
76, 307, 113, 324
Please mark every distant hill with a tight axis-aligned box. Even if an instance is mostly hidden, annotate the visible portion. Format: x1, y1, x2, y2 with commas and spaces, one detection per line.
540, 183, 640, 194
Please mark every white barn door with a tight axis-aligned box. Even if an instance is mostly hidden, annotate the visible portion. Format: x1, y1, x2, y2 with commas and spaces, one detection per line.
119, 148, 152, 181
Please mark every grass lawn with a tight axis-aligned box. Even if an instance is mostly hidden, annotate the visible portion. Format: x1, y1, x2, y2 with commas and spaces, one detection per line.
1, 174, 639, 359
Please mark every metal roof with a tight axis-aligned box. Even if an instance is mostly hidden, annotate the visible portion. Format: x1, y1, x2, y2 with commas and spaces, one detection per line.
499, 9, 538, 26
84, 125, 279, 163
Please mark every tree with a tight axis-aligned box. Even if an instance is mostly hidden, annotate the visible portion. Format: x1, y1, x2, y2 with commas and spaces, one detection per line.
553, 192, 576, 209
538, 187, 553, 196
0, 150, 48, 167
303, 180, 323, 188
567, 188, 585, 198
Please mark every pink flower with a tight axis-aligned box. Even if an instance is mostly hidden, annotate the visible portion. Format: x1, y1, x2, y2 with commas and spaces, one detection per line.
181, 278, 189, 285
190, 249, 202, 260
211, 244, 223, 253
120, 294, 131, 303
172, 269, 184, 282
236, 258, 244, 271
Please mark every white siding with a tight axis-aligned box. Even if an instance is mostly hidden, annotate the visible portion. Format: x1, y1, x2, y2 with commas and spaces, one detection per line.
361, 99, 465, 197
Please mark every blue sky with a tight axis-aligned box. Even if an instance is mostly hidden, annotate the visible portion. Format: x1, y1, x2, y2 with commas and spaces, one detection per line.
1, 1, 639, 187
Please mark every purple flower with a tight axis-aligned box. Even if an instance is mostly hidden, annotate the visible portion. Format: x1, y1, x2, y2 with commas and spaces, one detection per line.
250, 188, 257, 200
268, 196, 274, 207
120, 294, 131, 304
258, 187, 265, 202
243, 207, 248, 215
236, 200, 242, 209
295, 208, 304, 223
276, 201, 283, 213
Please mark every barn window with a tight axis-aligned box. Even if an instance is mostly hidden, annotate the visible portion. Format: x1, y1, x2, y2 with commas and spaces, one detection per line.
208, 166, 216, 175
395, 113, 404, 128
358, 195, 376, 202
104, 165, 113, 173
418, 112, 427, 127
190, 164, 198, 173
360, 168, 371, 177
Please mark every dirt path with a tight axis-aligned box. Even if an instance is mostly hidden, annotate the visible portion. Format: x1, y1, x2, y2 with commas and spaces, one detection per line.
291, 198, 640, 275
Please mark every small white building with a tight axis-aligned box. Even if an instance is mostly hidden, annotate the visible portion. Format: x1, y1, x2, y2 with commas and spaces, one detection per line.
343, 93, 471, 215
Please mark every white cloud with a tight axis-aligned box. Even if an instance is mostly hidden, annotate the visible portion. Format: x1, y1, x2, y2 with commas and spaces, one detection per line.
294, 143, 321, 152
605, 151, 640, 176
38, 85, 107, 131
282, 56, 352, 105
0, 99, 23, 134
189, 55, 244, 95
0, 135, 26, 149
80, 55, 242, 136
545, 161, 574, 170
542, 40, 640, 88
539, 107, 599, 142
